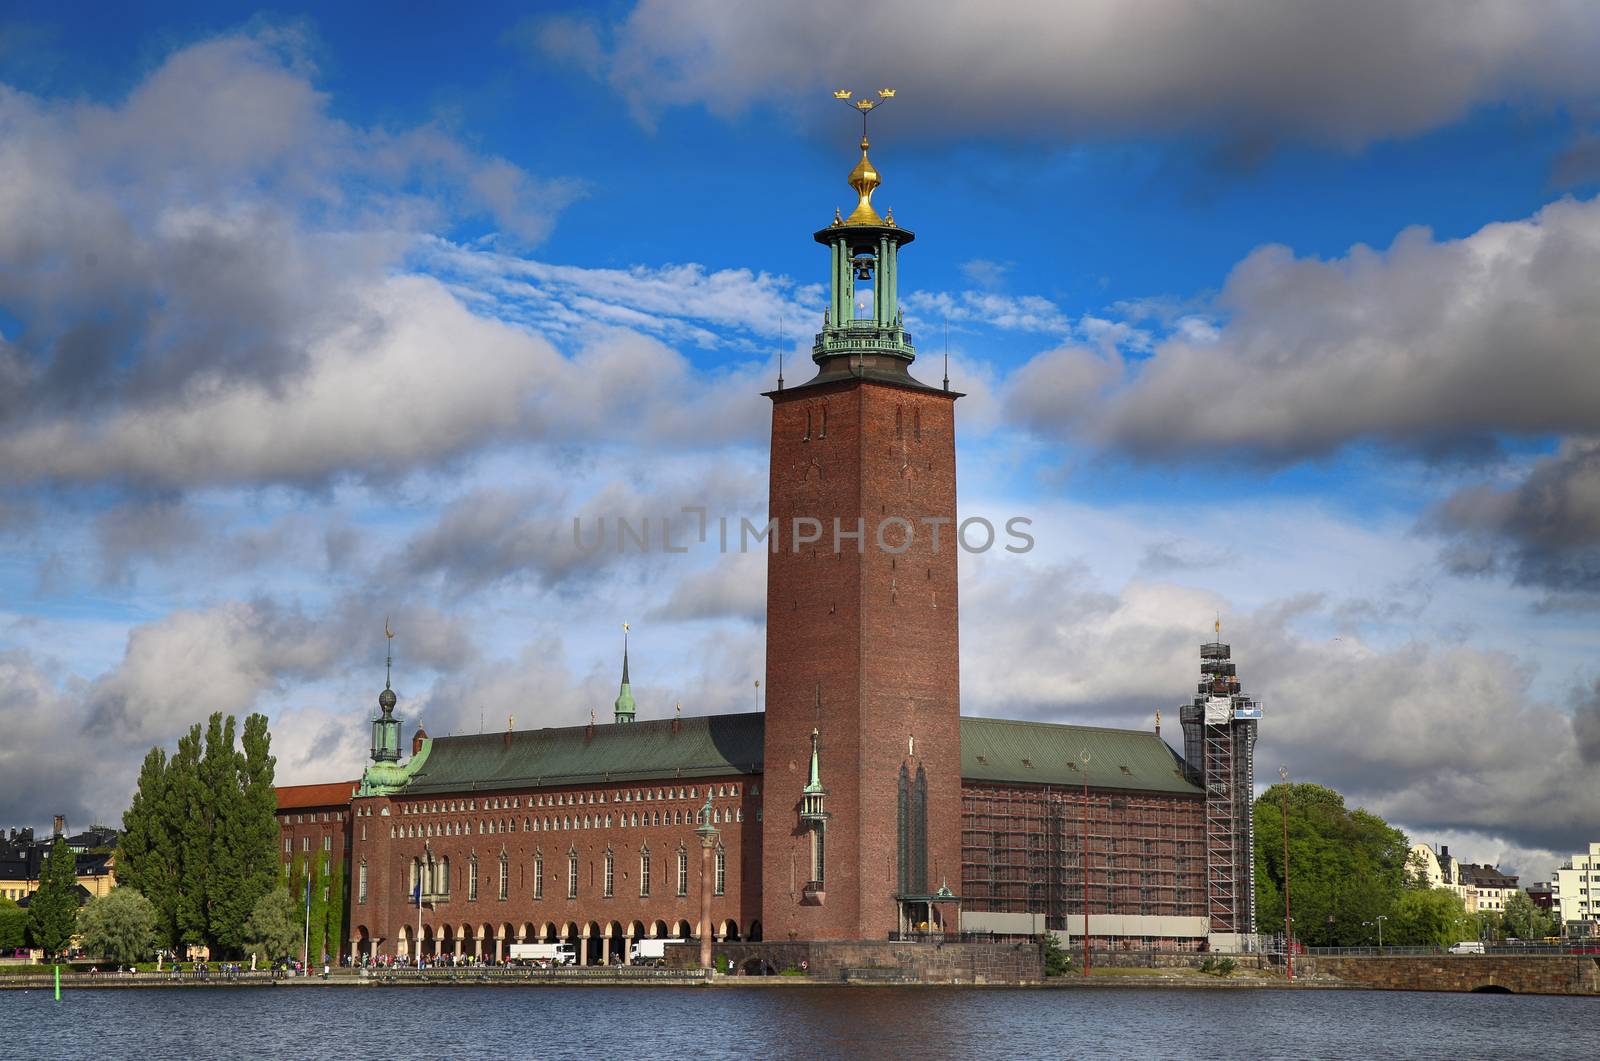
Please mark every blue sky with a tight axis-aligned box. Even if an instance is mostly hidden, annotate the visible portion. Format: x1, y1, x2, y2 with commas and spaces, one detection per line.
2, 2, 1598, 881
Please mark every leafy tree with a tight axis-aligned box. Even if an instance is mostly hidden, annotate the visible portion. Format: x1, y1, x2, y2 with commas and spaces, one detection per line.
245, 887, 301, 963
78, 887, 159, 965
0, 895, 27, 951
1253, 783, 1411, 947
1502, 892, 1559, 941
118, 711, 279, 957
1390, 888, 1474, 946
322, 856, 345, 964
1041, 932, 1071, 976
27, 837, 80, 960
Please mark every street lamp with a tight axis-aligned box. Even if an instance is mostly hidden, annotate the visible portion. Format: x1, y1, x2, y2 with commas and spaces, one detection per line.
1280, 766, 1293, 983
1375, 915, 1388, 949
695, 793, 720, 971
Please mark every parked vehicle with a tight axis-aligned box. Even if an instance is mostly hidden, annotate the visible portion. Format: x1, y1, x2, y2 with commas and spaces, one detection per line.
630, 939, 668, 965
507, 943, 574, 966
1448, 941, 1486, 955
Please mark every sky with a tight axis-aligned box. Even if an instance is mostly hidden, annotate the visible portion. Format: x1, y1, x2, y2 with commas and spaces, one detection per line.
1, 1, 1597, 883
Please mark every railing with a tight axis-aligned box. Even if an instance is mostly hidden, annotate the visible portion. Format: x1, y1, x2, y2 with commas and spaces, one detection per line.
1302, 945, 1576, 957
370, 965, 708, 983
887, 931, 1032, 944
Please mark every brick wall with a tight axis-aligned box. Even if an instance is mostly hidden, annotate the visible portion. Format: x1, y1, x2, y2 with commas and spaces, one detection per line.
763, 379, 962, 941
691, 939, 1043, 983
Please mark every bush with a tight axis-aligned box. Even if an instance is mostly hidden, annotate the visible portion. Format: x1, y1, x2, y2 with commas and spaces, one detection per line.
1041, 933, 1072, 977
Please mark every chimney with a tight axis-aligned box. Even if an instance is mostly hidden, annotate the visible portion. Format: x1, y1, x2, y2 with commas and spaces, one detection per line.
412, 726, 428, 756
1439, 844, 1449, 858
53, 815, 64, 838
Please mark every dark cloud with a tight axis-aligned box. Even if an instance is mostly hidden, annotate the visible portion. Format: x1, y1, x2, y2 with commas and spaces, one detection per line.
1429, 439, 1600, 601
554, 1, 1600, 148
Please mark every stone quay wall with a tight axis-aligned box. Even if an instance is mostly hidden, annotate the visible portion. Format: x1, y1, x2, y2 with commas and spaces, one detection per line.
670, 940, 1043, 984
1301, 955, 1600, 996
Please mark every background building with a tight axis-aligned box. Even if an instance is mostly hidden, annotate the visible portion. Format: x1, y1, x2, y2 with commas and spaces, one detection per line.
1553, 842, 1600, 934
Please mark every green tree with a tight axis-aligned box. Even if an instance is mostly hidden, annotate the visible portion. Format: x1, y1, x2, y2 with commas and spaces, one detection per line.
1502, 892, 1559, 941
0, 895, 27, 952
27, 837, 80, 960
118, 711, 280, 958
77, 887, 159, 965
321, 855, 345, 964
1390, 887, 1474, 946
245, 887, 301, 962
1253, 783, 1411, 947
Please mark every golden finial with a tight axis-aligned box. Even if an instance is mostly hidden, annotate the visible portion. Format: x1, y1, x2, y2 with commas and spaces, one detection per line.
885, 207, 895, 227
832, 88, 896, 226
1215, 613, 1222, 637
385, 615, 394, 640
832, 206, 842, 226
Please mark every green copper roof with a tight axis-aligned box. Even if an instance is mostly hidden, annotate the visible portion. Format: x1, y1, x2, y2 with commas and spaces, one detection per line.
400, 713, 763, 795
613, 645, 636, 722
958, 716, 1201, 795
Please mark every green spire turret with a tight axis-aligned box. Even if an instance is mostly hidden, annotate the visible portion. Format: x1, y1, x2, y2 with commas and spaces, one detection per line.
613, 624, 636, 724
801, 727, 829, 822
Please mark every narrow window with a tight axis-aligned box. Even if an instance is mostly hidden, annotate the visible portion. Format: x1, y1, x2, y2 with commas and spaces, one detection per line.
715, 847, 726, 896
677, 850, 689, 897
469, 856, 479, 901
499, 853, 509, 901
640, 848, 652, 898
896, 405, 903, 439
358, 861, 368, 904
604, 850, 615, 898
567, 852, 578, 899
534, 853, 545, 900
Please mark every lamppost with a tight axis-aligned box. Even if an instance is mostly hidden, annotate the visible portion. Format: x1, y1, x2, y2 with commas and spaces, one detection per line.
1080, 750, 1091, 978
1280, 766, 1293, 983
695, 793, 719, 971
1375, 914, 1387, 949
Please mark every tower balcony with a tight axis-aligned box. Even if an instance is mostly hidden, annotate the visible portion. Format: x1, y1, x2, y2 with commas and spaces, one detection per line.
812, 322, 915, 362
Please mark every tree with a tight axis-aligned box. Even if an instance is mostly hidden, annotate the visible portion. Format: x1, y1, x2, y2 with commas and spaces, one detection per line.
1253, 783, 1412, 947
1390, 888, 1474, 946
78, 888, 158, 965
321, 855, 345, 964
118, 711, 279, 957
0, 895, 27, 952
245, 887, 300, 963
27, 837, 80, 960
1502, 892, 1559, 941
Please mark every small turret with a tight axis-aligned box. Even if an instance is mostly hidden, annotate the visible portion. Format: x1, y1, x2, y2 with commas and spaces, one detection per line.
370, 619, 402, 763
614, 623, 636, 724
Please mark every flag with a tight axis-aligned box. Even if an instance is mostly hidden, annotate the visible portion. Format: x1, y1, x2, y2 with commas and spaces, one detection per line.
411, 881, 421, 907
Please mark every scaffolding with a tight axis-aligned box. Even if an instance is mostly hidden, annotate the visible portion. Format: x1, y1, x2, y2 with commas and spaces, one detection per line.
1181, 641, 1260, 936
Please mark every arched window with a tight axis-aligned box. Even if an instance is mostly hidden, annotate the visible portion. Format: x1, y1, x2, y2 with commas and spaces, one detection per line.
639, 847, 652, 898
533, 852, 545, 900
469, 855, 479, 901
358, 860, 368, 904
676, 849, 689, 897
714, 846, 726, 896
567, 851, 579, 899
499, 852, 509, 901
603, 850, 615, 898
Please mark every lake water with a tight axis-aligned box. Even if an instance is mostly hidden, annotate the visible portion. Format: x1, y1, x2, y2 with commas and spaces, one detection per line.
5, 985, 1597, 1059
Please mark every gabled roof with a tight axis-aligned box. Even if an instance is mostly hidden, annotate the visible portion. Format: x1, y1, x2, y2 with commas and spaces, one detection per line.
275, 781, 358, 811
959, 716, 1202, 795
401, 713, 765, 795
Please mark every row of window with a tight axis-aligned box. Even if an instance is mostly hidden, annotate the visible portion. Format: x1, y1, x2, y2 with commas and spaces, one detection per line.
283, 811, 342, 824
382, 847, 725, 905
389, 805, 746, 841
398, 784, 746, 818
283, 834, 336, 853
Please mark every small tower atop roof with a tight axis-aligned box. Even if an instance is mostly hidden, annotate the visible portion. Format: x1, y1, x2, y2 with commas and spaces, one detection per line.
371, 618, 402, 763
613, 622, 637, 724
801, 727, 829, 822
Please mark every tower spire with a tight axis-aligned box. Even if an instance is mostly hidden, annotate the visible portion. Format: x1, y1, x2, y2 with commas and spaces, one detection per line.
614, 622, 637, 724
371, 618, 401, 763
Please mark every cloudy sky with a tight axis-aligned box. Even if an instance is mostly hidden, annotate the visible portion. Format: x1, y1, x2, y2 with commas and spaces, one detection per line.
1, 2, 1597, 882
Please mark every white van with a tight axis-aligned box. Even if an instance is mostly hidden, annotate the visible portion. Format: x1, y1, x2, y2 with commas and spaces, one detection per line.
1448, 941, 1486, 955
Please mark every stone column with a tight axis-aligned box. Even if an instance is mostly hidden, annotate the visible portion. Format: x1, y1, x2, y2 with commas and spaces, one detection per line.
700, 841, 715, 969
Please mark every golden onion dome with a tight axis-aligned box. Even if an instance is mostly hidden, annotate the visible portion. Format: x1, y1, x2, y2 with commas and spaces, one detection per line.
844, 135, 886, 225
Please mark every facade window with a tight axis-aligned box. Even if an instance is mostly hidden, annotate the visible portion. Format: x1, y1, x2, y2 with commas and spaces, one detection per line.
302, 836, 310, 852
469, 856, 479, 901
323, 835, 332, 852
639, 848, 652, 897
677, 850, 689, 897
604, 850, 615, 898
715, 847, 726, 895
284, 837, 291, 854
439, 856, 450, 896
358, 861, 368, 904
567, 852, 579, 899
811, 822, 826, 886
534, 853, 545, 900
499, 853, 509, 901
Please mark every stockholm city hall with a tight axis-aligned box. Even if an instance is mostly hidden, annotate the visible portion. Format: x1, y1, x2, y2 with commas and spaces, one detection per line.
275, 93, 1261, 967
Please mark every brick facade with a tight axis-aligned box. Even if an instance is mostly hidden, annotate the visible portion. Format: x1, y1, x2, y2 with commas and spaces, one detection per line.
762, 379, 962, 941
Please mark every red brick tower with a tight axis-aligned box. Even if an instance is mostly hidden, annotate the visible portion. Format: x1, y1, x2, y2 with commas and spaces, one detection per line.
761, 93, 962, 941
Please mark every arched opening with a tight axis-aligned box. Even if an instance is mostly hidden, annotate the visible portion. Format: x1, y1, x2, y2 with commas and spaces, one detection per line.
583, 921, 604, 966
520, 922, 536, 948
1471, 984, 1514, 994
396, 925, 410, 960
420, 925, 435, 960
741, 956, 775, 976
747, 919, 763, 943
651, 919, 670, 939
606, 921, 625, 965
500, 923, 515, 963
721, 918, 741, 942
354, 926, 370, 960
674, 919, 693, 940
542, 922, 559, 943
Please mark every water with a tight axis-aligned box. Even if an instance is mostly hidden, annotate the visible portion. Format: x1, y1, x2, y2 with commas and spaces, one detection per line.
4, 985, 1596, 1060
